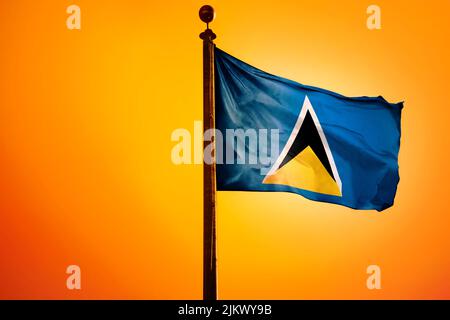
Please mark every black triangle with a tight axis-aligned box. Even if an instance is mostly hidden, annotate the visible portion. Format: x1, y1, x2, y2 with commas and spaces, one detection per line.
279, 110, 335, 181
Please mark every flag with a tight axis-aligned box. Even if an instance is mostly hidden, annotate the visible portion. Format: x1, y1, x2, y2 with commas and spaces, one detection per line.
214, 48, 403, 211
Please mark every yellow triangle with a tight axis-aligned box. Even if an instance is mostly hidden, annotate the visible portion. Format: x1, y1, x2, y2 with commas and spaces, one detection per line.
263, 146, 341, 196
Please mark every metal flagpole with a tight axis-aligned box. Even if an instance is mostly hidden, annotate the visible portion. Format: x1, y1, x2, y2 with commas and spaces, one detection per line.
199, 5, 217, 301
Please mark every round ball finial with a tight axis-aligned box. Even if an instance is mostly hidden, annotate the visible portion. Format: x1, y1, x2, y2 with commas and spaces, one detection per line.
199, 5, 215, 24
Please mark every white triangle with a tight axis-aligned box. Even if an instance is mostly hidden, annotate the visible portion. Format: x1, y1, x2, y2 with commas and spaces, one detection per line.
266, 95, 342, 194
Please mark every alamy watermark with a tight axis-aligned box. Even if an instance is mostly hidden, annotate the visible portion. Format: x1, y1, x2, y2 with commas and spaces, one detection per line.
66, 265, 81, 290
171, 121, 280, 175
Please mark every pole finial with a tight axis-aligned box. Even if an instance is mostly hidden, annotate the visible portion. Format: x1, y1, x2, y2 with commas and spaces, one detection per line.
199, 5, 216, 41
199, 5, 215, 25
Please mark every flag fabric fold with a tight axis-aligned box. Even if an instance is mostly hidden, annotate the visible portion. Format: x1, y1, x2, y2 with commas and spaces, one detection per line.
214, 47, 402, 211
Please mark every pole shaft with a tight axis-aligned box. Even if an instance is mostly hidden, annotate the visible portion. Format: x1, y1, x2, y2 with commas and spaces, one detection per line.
201, 29, 217, 301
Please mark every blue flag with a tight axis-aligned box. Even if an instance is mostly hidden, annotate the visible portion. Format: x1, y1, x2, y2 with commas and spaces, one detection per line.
214, 48, 402, 211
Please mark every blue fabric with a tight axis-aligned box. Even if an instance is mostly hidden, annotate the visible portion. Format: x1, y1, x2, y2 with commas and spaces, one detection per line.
214, 47, 403, 211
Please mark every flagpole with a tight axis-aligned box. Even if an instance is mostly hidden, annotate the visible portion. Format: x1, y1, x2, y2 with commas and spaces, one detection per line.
199, 5, 217, 301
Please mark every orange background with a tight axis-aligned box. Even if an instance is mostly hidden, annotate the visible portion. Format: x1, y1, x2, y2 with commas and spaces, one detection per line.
0, 0, 449, 299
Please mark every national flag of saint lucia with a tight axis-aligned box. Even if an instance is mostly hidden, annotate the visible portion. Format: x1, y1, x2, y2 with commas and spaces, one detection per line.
214, 48, 402, 211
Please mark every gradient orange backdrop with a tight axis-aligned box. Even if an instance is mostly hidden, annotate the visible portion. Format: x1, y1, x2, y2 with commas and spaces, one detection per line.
0, 0, 449, 299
